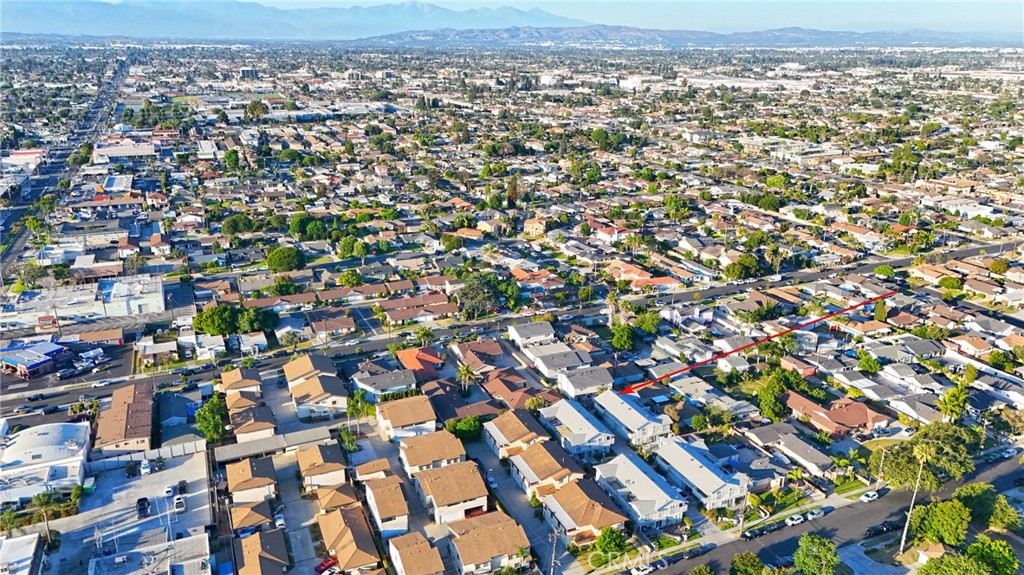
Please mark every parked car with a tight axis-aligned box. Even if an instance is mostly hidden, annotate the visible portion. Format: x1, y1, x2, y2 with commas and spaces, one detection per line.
762, 522, 786, 534
91, 379, 113, 388
27, 394, 44, 402
40, 405, 59, 415
164, 485, 175, 498
136, 497, 150, 519
140, 459, 151, 475
864, 520, 900, 538
173, 495, 186, 513
805, 508, 825, 521
859, 490, 880, 503
274, 514, 286, 529
485, 475, 498, 489
12, 405, 33, 414
314, 558, 338, 573
178, 480, 189, 494
79, 394, 97, 401
785, 514, 805, 527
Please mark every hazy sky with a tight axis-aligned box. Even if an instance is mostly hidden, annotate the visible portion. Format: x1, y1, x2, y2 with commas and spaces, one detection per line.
248, 0, 1024, 33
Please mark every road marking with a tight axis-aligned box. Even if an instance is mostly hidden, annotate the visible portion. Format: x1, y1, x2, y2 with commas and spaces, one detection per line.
6, 383, 28, 390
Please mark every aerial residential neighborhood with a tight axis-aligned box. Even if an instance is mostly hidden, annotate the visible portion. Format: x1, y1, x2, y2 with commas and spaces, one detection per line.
0, 2, 1023, 575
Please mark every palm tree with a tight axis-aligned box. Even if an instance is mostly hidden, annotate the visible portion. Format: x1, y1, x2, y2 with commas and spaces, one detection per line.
786, 467, 804, 486
414, 327, 435, 347
31, 492, 56, 546
1, 509, 18, 536
456, 364, 476, 393
898, 443, 936, 555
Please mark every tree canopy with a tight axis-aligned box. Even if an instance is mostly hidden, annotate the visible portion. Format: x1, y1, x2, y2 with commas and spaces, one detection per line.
265, 246, 306, 272
793, 533, 840, 575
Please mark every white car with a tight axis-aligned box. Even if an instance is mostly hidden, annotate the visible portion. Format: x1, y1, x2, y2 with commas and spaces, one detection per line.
274, 514, 286, 529
140, 459, 151, 475
805, 508, 825, 521
173, 495, 186, 513
164, 485, 174, 498
91, 379, 113, 388
654, 300, 666, 306
860, 491, 880, 503
630, 566, 655, 575
785, 514, 805, 527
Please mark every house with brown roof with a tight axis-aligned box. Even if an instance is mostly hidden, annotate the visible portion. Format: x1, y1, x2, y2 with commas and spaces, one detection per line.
283, 353, 337, 389
377, 395, 437, 440
364, 476, 410, 539
451, 339, 504, 374
219, 367, 263, 395
482, 410, 549, 458
297, 443, 348, 489
541, 479, 627, 547
229, 500, 273, 534
316, 483, 361, 513
229, 404, 277, 443
784, 391, 892, 438
317, 507, 381, 573
91, 383, 152, 459
446, 512, 531, 575
508, 441, 585, 498
388, 532, 445, 575
413, 460, 489, 524
226, 457, 278, 503
353, 458, 392, 482
396, 346, 445, 381
399, 430, 466, 475
234, 529, 289, 575
291, 374, 349, 419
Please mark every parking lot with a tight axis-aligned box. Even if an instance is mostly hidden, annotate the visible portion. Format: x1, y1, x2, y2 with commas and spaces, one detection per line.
46, 452, 212, 570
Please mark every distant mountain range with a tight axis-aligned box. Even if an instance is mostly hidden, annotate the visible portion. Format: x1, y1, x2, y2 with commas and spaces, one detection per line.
2, 0, 588, 41
355, 24, 1020, 48
3, 0, 1017, 47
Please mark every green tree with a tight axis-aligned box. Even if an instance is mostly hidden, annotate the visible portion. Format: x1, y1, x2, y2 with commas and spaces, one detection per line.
953, 483, 997, 524
858, 353, 881, 374
0, 509, 17, 536
758, 375, 788, 422
989, 259, 1009, 274
457, 272, 500, 319
445, 416, 482, 441
223, 148, 240, 170
578, 286, 594, 303
414, 327, 434, 347
938, 276, 963, 290
874, 300, 888, 322
966, 535, 1018, 575
936, 383, 970, 421
238, 307, 278, 333
265, 246, 306, 272
30, 493, 57, 546
352, 240, 368, 265
910, 499, 971, 546
196, 393, 228, 442
339, 269, 363, 287
919, 553, 993, 575
222, 214, 254, 236
989, 494, 1022, 531
730, 552, 765, 575
595, 527, 626, 554
874, 264, 895, 278
193, 304, 240, 335
793, 533, 840, 575
634, 311, 661, 334
870, 422, 977, 492
441, 234, 464, 252
456, 364, 477, 392
281, 331, 303, 351
245, 99, 269, 121
688, 565, 715, 575
610, 323, 634, 350
524, 397, 549, 413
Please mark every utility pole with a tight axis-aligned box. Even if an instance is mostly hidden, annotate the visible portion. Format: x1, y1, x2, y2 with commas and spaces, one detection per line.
897, 455, 926, 556
547, 531, 559, 575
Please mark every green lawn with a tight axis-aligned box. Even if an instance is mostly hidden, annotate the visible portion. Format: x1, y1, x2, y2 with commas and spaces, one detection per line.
861, 437, 902, 454
834, 477, 868, 495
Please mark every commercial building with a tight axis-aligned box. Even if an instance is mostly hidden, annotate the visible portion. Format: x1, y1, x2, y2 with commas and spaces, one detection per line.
0, 422, 90, 504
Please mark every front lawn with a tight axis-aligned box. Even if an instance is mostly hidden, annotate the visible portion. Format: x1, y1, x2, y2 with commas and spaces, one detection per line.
834, 477, 867, 495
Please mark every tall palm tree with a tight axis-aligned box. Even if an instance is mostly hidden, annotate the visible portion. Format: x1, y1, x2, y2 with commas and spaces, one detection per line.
31, 492, 56, 546
415, 327, 434, 347
898, 443, 936, 555
786, 467, 804, 486
456, 364, 476, 393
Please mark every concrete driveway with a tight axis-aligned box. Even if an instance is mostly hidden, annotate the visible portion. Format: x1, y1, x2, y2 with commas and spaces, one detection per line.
272, 452, 320, 570
839, 544, 915, 575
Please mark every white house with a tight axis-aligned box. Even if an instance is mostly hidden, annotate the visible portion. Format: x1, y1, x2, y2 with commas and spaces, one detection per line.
654, 438, 750, 510
538, 399, 615, 461
296, 443, 348, 490
446, 512, 531, 575
291, 374, 349, 419
413, 461, 489, 524
508, 322, 557, 348
399, 430, 466, 475
377, 395, 437, 441
595, 452, 688, 529
365, 476, 410, 540
593, 390, 673, 446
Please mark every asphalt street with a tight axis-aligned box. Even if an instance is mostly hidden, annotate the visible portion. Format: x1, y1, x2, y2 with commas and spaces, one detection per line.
659, 455, 1023, 574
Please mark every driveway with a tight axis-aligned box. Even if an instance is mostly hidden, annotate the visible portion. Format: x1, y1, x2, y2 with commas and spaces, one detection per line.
272, 452, 319, 571
464, 441, 585, 575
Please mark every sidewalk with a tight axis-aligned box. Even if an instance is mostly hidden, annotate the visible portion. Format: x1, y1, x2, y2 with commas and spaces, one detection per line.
591, 482, 882, 575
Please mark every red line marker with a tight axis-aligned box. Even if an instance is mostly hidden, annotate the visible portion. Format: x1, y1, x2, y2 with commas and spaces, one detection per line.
619, 289, 898, 394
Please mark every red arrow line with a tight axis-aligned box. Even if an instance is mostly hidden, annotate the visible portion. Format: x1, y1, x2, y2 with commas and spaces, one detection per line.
619, 289, 897, 394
